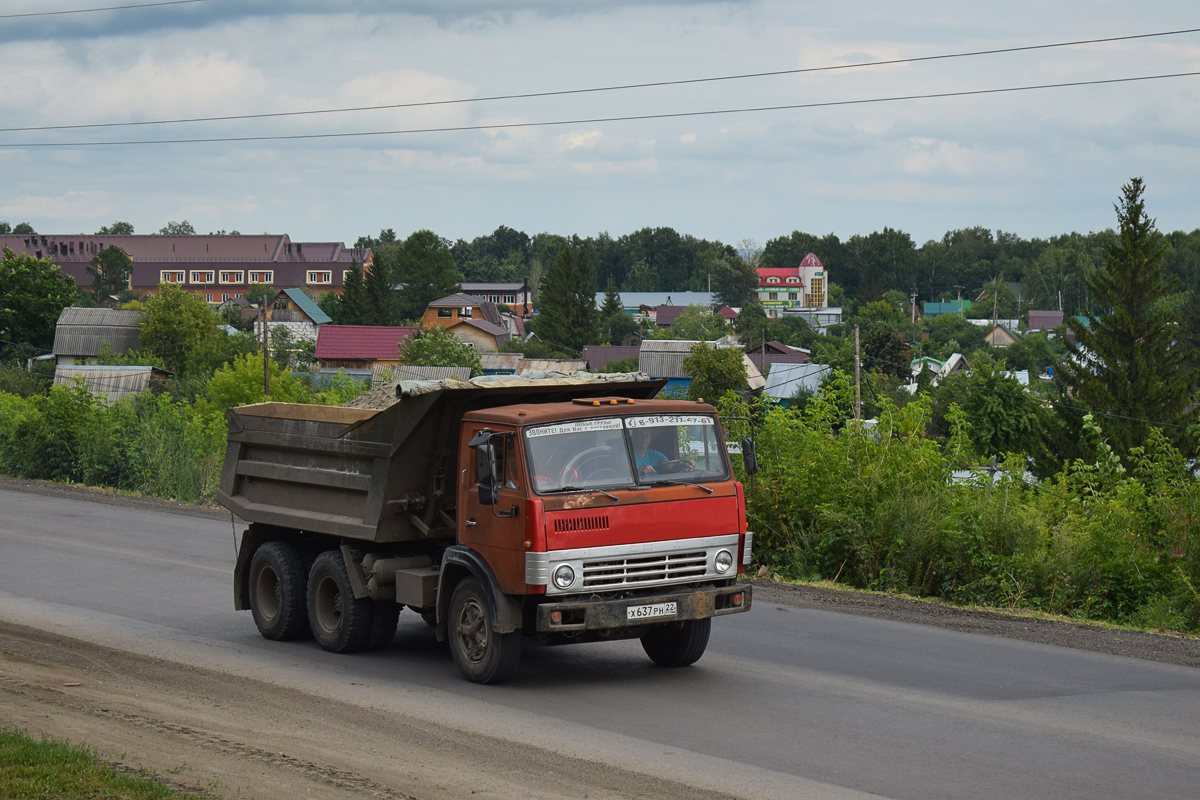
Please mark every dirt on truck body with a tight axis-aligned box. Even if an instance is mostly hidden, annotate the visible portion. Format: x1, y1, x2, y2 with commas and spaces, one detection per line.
217, 372, 754, 683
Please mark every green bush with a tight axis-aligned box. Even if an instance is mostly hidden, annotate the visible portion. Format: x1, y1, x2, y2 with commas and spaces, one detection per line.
722, 374, 1200, 632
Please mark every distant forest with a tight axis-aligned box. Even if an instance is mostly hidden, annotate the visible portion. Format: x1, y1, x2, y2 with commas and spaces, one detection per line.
357, 224, 1200, 317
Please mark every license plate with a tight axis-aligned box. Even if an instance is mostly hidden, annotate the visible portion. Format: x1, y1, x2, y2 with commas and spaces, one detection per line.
627, 601, 677, 620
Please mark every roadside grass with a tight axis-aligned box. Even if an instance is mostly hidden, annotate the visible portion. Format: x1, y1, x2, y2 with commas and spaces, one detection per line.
0, 728, 197, 799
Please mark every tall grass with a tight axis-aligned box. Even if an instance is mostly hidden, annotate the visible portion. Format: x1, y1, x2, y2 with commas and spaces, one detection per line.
719, 374, 1200, 633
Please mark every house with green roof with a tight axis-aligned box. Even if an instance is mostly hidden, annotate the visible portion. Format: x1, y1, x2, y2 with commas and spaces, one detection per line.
257, 287, 331, 343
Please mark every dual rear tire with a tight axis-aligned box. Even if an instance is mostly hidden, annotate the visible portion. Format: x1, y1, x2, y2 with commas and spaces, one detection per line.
248, 544, 398, 653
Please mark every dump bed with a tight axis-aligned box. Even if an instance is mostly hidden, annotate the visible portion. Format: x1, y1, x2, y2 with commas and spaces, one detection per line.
216, 374, 665, 543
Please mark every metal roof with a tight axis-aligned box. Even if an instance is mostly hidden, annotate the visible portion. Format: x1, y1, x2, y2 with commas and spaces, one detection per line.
281, 287, 332, 325
314, 325, 419, 361
638, 339, 765, 388
372, 364, 472, 385
53, 365, 167, 405
582, 345, 641, 370
52, 307, 144, 357
763, 363, 831, 400
593, 291, 713, 310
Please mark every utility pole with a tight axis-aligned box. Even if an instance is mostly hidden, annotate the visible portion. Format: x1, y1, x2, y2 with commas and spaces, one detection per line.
909, 289, 918, 324
854, 324, 861, 423
261, 299, 270, 399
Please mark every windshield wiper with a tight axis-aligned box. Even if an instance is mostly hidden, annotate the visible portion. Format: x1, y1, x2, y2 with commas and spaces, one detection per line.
558, 485, 620, 501
649, 478, 714, 494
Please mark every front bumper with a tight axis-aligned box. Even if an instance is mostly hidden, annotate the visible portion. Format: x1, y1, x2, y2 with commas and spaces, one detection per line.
534, 583, 752, 634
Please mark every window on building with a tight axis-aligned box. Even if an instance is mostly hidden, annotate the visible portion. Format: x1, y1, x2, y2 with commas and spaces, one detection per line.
205, 293, 214, 303
219, 271, 244, 284
190, 271, 214, 284
459, 307, 473, 317
786, 276, 800, 283
342, 269, 354, 283
768, 292, 778, 300
160, 271, 185, 283
503, 293, 516, 304
438, 308, 453, 318
809, 276, 825, 307
250, 271, 274, 284
788, 292, 797, 300
767, 276, 780, 283
307, 271, 332, 284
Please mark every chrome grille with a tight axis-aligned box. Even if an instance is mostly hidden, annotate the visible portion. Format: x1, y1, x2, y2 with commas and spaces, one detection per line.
582, 551, 707, 588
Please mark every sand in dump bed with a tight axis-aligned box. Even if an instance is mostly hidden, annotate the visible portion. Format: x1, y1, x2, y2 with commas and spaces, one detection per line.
342, 371, 653, 411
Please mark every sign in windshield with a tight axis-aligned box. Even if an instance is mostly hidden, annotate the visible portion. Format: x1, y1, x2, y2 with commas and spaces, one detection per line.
525, 414, 728, 493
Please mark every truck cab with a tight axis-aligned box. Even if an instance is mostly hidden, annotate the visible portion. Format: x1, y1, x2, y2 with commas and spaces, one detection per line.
446, 397, 751, 681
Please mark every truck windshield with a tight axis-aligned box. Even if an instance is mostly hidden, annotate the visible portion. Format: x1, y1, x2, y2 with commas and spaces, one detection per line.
525, 414, 728, 494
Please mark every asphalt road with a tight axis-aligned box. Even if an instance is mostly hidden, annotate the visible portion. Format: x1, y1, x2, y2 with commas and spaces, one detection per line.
2, 486, 1200, 800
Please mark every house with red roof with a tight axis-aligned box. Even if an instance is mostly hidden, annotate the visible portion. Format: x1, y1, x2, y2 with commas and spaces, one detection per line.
756, 252, 828, 313
314, 325, 418, 369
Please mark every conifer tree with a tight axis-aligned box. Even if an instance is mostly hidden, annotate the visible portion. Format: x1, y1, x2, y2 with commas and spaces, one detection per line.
340, 261, 368, 325
534, 246, 600, 353
1057, 177, 1196, 456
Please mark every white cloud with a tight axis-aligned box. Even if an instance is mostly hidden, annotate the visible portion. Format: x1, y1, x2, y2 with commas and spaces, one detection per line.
0, 191, 112, 219
558, 130, 603, 150
679, 133, 696, 143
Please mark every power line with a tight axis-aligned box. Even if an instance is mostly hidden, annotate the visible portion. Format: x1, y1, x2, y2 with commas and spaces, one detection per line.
0, 0, 203, 20
5, 70, 1199, 149
2, 25, 1196, 134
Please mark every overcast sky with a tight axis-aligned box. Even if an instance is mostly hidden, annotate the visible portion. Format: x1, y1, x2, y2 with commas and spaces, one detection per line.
1, 0, 1198, 249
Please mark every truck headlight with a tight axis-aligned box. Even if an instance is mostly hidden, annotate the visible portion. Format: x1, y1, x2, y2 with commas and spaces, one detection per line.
553, 564, 576, 589
714, 549, 733, 574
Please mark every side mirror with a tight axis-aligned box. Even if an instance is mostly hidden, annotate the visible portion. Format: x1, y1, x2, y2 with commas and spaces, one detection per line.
741, 436, 758, 476
468, 430, 499, 505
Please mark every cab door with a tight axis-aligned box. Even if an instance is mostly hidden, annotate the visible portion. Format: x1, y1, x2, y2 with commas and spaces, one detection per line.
460, 425, 528, 595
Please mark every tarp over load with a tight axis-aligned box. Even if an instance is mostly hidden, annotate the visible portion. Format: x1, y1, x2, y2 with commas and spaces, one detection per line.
218, 373, 665, 543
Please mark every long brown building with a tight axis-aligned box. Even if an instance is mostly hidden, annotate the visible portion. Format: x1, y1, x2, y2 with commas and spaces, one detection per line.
0, 233, 372, 303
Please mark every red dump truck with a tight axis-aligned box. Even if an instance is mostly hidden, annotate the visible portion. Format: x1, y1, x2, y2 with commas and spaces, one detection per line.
217, 374, 754, 683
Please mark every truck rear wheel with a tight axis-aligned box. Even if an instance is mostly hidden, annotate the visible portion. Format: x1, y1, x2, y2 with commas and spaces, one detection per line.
448, 578, 521, 684
641, 618, 711, 667
365, 600, 400, 650
308, 550, 372, 654
248, 541, 309, 641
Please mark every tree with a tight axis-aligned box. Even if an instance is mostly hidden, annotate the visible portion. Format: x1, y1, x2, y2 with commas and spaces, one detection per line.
158, 220, 196, 235
3, 222, 36, 234
339, 261, 368, 325
244, 283, 275, 308
933, 354, 1042, 457
710, 255, 760, 308
624, 259, 659, 292
96, 221, 134, 235
668, 306, 729, 341
364, 253, 397, 325
733, 302, 769, 347
398, 327, 482, 376
1057, 177, 1197, 456
87, 246, 133, 299
861, 322, 911, 378
208, 352, 309, 409
681, 343, 745, 402
533, 246, 600, 353
600, 278, 623, 318
387, 230, 461, 322
0, 247, 76, 358
355, 228, 397, 249
138, 283, 224, 376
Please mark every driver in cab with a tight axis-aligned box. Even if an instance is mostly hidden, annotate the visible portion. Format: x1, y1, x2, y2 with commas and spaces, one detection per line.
632, 428, 668, 475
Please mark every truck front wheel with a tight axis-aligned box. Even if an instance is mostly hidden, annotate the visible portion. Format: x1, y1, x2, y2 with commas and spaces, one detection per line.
248, 541, 309, 641
307, 550, 372, 654
641, 618, 711, 667
448, 578, 521, 684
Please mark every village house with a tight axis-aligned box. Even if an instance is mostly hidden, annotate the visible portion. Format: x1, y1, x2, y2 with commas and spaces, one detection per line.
0, 233, 371, 304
